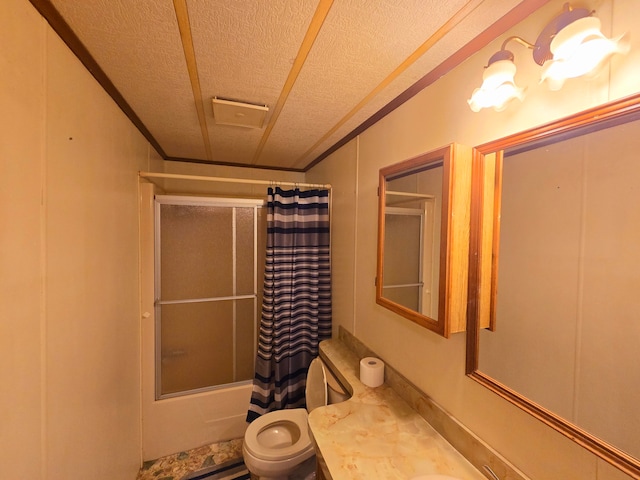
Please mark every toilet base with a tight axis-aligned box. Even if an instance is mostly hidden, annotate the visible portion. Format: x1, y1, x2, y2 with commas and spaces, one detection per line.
248, 455, 316, 480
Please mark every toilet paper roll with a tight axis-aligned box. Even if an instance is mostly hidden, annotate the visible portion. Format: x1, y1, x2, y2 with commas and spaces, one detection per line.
359, 357, 385, 387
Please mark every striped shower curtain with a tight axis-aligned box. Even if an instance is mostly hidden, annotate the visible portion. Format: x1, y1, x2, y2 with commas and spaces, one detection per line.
246, 187, 332, 422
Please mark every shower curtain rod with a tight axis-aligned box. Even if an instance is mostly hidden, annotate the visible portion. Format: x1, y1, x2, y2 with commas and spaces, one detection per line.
138, 171, 331, 190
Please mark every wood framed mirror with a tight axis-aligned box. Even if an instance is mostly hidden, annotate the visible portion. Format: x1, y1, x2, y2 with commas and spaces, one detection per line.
376, 143, 473, 337
466, 93, 640, 478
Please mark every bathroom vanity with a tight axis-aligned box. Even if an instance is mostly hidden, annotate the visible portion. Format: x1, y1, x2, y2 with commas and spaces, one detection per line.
308, 330, 522, 480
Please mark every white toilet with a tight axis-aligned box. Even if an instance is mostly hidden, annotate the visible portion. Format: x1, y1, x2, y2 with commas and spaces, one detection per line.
243, 357, 348, 480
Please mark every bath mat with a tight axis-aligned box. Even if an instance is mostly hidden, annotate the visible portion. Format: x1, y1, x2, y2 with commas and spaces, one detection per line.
181, 458, 249, 480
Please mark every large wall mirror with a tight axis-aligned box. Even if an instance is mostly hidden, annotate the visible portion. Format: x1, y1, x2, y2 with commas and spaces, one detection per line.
377, 144, 476, 337
467, 93, 640, 477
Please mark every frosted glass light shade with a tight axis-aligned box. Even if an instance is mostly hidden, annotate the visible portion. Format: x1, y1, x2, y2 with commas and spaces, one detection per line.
468, 60, 525, 112
540, 16, 630, 91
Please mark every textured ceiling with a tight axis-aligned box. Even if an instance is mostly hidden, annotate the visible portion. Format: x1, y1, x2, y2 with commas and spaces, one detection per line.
38, 0, 549, 171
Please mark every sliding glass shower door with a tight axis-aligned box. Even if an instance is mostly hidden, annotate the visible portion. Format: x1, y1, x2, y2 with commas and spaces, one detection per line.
154, 196, 264, 399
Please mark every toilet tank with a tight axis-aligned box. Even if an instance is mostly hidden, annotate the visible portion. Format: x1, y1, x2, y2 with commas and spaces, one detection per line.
323, 361, 350, 404
306, 358, 351, 412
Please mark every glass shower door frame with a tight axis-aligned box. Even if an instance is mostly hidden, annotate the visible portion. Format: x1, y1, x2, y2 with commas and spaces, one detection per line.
153, 195, 263, 400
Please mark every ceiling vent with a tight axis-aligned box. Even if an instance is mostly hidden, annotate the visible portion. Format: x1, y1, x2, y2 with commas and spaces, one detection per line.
211, 97, 269, 128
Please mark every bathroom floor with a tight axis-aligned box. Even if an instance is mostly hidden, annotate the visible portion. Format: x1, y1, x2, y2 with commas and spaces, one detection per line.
136, 438, 244, 480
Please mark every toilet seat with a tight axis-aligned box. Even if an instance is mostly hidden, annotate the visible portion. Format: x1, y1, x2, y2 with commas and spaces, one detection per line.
243, 408, 313, 462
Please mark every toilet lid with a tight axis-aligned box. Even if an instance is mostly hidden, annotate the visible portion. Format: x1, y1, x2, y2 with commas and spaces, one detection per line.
305, 357, 327, 412
244, 408, 313, 462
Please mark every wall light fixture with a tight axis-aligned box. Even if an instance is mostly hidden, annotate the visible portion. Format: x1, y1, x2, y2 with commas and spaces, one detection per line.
468, 3, 629, 112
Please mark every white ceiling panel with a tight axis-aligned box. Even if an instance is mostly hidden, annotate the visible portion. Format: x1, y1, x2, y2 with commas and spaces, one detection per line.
39, 0, 549, 170
50, 0, 208, 159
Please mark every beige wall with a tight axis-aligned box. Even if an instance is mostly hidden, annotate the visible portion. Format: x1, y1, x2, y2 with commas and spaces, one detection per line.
1, 2, 45, 478
5, 0, 640, 478
306, 139, 358, 339
1, 0, 158, 478
308, 0, 640, 479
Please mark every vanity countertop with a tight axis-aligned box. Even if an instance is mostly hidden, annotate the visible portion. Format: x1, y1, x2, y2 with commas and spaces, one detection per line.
308, 339, 486, 480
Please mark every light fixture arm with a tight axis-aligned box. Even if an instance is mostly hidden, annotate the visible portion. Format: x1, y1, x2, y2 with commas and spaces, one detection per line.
501, 35, 535, 52
487, 3, 594, 67
468, 2, 629, 112
486, 36, 534, 67
532, 3, 594, 64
